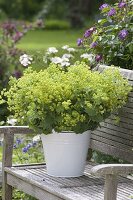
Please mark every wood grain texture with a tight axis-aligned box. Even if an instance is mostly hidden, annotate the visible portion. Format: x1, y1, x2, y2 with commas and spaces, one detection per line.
104, 175, 118, 200
0, 126, 34, 135
90, 140, 133, 163
4, 164, 133, 200
91, 164, 133, 176
2, 128, 14, 200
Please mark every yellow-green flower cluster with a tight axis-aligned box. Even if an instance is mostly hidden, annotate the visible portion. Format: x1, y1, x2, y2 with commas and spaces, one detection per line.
0, 63, 131, 134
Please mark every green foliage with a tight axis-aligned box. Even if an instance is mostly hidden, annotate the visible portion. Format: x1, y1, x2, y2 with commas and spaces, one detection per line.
0, 0, 44, 20
80, 0, 133, 69
45, 19, 71, 30
0, 21, 38, 123
1, 62, 131, 134
93, 151, 127, 164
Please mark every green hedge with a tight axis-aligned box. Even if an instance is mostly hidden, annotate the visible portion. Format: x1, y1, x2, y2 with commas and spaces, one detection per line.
45, 19, 71, 30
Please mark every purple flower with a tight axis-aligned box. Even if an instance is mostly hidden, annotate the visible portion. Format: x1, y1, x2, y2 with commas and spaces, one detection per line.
77, 38, 83, 46
84, 29, 92, 38
108, 8, 116, 16
90, 42, 98, 48
16, 138, 22, 145
99, 3, 109, 10
12, 70, 22, 79
32, 141, 37, 146
13, 144, 17, 149
118, 29, 128, 40
22, 147, 28, 153
2, 22, 16, 35
84, 27, 96, 38
12, 32, 23, 42
27, 143, 32, 149
118, 2, 126, 8
95, 54, 102, 62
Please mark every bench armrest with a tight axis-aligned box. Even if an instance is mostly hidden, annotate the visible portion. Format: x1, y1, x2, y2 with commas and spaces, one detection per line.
0, 126, 34, 134
91, 164, 133, 176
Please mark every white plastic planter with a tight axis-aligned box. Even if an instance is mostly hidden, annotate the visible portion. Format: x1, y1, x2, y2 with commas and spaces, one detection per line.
41, 130, 91, 177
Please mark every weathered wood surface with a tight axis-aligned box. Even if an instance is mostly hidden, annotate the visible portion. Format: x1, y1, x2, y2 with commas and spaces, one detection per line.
0, 126, 34, 134
91, 164, 133, 176
104, 175, 118, 200
0, 162, 2, 185
2, 128, 14, 199
91, 99, 133, 162
4, 163, 133, 200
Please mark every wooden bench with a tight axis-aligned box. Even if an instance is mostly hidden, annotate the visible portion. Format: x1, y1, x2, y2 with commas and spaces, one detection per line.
1, 66, 133, 200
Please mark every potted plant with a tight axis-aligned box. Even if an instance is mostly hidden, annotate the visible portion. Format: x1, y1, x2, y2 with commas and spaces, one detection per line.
0, 62, 131, 177
77, 0, 132, 70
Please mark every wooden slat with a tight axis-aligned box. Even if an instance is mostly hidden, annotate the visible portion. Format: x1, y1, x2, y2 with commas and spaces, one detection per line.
109, 115, 133, 125
4, 164, 133, 200
124, 101, 133, 109
92, 129, 133, 147
98, 124, 133, 139
0, 126, 34, 134
129, 91, 133, 97
105, 118, 133, 130
5, 166, 104, 200
90, 140, 133, 163
100, 122, 133, 138
128, 96, 133, 103
91, 134, 132, 151
2, 128, 14, 200
122, 106, 133, 114
104, 175, 117, 200
118, 110, 133, 120
7, 174, 64, 200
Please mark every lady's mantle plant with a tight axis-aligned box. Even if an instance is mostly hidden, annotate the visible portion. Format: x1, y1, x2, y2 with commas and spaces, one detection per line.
0, 62, 131, 134
78, 0, 133, 69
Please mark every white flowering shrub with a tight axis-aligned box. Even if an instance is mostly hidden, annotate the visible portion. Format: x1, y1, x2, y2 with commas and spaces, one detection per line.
18, 45, 94, 69
43, 45, 96, 68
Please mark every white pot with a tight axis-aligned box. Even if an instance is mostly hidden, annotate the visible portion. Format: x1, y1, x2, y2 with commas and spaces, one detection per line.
41, 130, 91, 177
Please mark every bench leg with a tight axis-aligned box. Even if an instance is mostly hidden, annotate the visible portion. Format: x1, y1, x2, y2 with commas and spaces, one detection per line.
2, 172, 13, 200
104, 174, 118, 200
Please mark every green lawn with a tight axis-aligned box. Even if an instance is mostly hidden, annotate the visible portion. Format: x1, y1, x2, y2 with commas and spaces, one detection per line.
18, 29, 83, 52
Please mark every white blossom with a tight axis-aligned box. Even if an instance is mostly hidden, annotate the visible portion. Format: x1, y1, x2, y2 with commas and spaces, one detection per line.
50, 56, 70, 67
61, 61, 70, 67
43, 56, 48, 63
51, 57, 62, 64
62, 45, 69, 50
62, 54, 73, 59
47, 47, 58, 54
80, 53, 95, 62
19, 54, 33, 67
67, 48, 76, 52
7, 118, 17, 126
62, 57, 69, 62
33, 134, 41, 142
